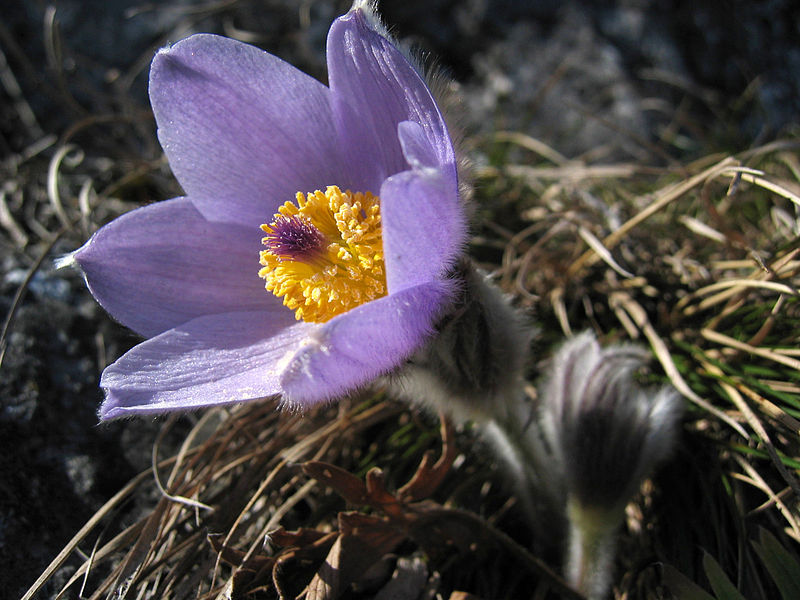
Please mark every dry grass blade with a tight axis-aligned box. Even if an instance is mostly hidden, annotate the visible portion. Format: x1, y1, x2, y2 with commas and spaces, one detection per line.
52, 522, 146, 599
0, 189, 29, 246
46, 144, 84, 229
0, 225, 69, 369
112, 498, 169, 594
702, 329, 800, 373
677, 263, 800, 315
568, 156, 738, 276
610, 291, 749, 438
732, 454, 800, 540
152, 416, 215, 513
244, 479, 318, 559
733, 171, 800, 207
578, 226, 634, 278
493, 130, 569, 165
21, 470, 152, 600
679, 214, 727, 242
0, 44, 42, 136
701, 360, 800, 498
549, 286, 573, 336
735, 384, 800, 436
506, 162, 647, 183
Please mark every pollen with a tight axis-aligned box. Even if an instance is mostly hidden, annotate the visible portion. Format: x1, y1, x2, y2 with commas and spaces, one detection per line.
259, 185, 386, 323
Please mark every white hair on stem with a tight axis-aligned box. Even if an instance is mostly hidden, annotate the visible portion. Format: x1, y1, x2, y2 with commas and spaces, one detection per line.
536, 331, 682, 599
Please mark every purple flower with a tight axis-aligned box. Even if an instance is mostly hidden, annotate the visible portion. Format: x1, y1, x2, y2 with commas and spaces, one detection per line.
539, 331, 680, 513
70, 2, 466, 419
537, 331, 681, 598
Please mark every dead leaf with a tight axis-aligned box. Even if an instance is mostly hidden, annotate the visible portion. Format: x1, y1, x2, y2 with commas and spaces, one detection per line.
366, 468, 406, 520
272, 532, 338, 600
268, 526, 333, 549
448, 592, 483, 600
398, 413, 457, 502
302, 461, 369, 505
208, 533, 276, 598
305, 513, 406, 600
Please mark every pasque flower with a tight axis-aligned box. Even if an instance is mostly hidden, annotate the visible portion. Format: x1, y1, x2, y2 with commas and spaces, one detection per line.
538, 331, 681, 599
68, 1, 466, 419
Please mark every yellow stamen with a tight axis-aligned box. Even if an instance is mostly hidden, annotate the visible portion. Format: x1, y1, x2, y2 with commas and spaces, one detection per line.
259, 185, 386, 323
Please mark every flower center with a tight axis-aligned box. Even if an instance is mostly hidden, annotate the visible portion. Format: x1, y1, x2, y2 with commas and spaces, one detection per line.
259, 185, 386, 323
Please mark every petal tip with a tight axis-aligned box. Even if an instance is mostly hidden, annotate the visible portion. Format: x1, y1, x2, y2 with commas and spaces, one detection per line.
150, 40, 191, 79
54, 250, 78, 270
347, 0, 380, 23
97, 397, 123, 421
149, 34, 220, 89
333, 0, 393, 54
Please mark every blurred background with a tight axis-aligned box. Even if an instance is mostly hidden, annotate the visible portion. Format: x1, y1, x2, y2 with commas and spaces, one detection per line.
2, 0, 799, 598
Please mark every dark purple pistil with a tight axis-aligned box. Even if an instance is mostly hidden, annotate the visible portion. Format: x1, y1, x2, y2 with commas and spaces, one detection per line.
265, 215, 327, 261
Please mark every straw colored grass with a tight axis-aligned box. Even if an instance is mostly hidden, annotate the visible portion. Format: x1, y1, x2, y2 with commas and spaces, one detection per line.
22, 398, 582, 599
477, 132, 800, 598
3, 2, 800, 598
15, 133, 798, 599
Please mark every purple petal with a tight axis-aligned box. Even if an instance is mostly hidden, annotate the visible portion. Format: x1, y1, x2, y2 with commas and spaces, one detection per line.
397, 120, 440, 170
327, 7, 455, 193
99, 312, 310, 419
150, 34, 342, 226
280, 279, 457, 407
74, 198, 275, 338
380, 159, 465, 293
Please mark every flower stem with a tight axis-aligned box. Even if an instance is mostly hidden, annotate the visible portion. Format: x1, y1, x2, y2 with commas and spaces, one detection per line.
565, 499, 621, 600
